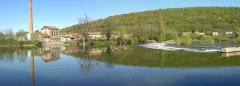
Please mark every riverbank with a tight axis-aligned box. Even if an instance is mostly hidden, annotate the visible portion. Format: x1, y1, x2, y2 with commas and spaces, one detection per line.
0, 44, 37, 48
0, 42, 42, 48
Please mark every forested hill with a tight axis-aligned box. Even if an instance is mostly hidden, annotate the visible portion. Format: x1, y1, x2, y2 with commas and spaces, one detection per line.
61, 7, 240, 34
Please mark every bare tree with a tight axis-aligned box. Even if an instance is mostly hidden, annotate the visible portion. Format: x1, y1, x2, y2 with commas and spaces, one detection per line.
16, 29, 28, 41
79, 58, 94, 75
78, 15, 92, 45
78, 15, 91, 25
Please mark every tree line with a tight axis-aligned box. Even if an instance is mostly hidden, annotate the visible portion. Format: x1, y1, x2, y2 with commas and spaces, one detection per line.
62, 7, 240, 45
0, 29, 40, 47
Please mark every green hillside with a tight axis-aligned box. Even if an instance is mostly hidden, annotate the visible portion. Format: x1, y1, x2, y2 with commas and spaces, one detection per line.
61, 7, 240, 44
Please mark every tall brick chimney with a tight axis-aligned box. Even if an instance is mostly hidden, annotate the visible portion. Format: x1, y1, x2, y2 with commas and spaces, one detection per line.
29, 0, 33, 34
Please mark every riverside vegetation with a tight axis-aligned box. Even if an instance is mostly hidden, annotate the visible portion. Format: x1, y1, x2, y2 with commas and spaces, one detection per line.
61, 7, 240, 46
1, 7, 240, 47
0, 29, 41, 47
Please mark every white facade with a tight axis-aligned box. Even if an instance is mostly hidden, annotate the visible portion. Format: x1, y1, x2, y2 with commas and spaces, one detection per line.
225, 32, 233, 35
211, 32, 219, 36
60, 36, 71, 42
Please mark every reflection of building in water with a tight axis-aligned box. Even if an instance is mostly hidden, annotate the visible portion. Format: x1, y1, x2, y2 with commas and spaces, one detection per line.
63, 46, 81, 54
85, 46, 129, 57
87, 48, 107, 57
41, 50, 60, 62
109, 46, 129, 53
41, 47, 62, 62
221, 52, 240, 57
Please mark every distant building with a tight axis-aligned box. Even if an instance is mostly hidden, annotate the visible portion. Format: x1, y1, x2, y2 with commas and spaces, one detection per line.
225, 32, 233, 35
33, 26, 60, 42
194, 32, 205, 35
32, 26, 60, 42
211, 32, 219, 36
182, 32, 192, 36
123, 34, 134, 39
32, 32, 50, 42
86, 32, 106, 40
111, 31, 120, 40
59, 33, 79, 42
41, 26, 59, 37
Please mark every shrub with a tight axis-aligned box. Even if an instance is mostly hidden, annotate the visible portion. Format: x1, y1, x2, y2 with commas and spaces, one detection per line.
180, 35, 192, 45
196, 35, 214, 44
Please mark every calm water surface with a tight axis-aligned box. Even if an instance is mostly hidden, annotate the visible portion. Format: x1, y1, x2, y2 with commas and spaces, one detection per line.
0, 46, 240, 86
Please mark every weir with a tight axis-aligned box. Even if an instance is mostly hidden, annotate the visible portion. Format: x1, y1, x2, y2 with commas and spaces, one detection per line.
221, 47, 240, 53
140, 43, 220, 53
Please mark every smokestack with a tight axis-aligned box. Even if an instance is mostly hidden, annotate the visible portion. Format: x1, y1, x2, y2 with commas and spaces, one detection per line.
29, 0, 33, 34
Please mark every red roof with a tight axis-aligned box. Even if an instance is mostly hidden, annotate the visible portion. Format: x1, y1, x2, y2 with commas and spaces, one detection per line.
42, 26, 59, 30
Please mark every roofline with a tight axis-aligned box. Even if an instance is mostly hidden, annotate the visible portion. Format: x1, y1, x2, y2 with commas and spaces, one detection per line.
41, 26, 59, 30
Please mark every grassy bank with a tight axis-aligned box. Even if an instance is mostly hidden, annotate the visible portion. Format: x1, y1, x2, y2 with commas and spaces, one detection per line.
0, 41, 42, 48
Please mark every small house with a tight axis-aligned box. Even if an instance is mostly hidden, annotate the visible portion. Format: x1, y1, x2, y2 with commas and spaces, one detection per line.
32, 32, 51, 42
111, 31, 120, 40
211, 32, 219, 36
60, 35, 71, 42
123, 34, 134, 39
225, 32, 233, 35
86, 32, 106, 40
182, 32, 192, 36
59, 33, 79, 42
194, 32, 205, 35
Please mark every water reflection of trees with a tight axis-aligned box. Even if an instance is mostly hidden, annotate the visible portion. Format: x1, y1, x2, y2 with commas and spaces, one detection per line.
63, 46, 118, 74
62, 45, 129, 74
0, 48, 31, 62
64, 45, 240, 68
97, 46, 240, 68
68, 46, 100, 74
0, 47, 63, 63
78, 57, 95, 75
3, 45, 240, 74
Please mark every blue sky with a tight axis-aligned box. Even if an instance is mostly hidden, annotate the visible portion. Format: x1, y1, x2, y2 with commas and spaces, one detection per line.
0, 0, 240, 32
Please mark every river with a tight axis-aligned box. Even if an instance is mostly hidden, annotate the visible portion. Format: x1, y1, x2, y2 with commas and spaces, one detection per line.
0, 45, 240, 86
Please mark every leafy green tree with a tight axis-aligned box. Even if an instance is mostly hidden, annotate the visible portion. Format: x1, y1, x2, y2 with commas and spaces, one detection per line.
180, 35, 192, 45
16, 29, 28, 42
60, 7, 240, 44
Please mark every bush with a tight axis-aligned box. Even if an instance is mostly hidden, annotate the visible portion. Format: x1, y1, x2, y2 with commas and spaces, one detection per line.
236, 37, 240, 46
196, 35, 214, 44
64, 41, 79, 46
179, 35, 192, 45
213, 35, 230, 42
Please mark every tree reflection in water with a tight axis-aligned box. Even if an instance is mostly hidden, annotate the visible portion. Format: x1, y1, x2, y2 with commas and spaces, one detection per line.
2, 45, 240, 84
78, 57, 95, 75
64, 45, 240, 68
